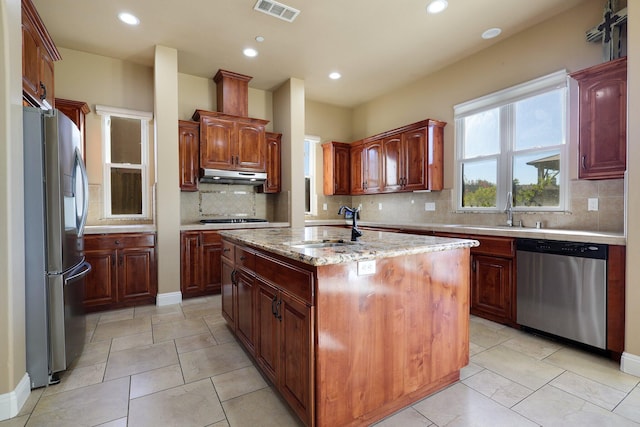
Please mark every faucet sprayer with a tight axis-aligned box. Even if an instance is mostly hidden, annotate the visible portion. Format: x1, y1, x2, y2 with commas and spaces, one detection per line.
338, 206, 363, 241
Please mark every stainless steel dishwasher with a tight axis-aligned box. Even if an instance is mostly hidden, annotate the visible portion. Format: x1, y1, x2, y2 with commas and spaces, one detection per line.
516, 239, 608, 349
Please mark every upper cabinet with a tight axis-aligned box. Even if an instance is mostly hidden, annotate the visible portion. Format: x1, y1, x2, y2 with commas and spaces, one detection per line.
571, 57, 627, 180
322, 141, 350, 195
193, 110, 269, 173
341, 119, 445, 195
56, 98, 90, 156
262, 132, 282, 193
178, 120, 200, 191
22, 0, 60, 110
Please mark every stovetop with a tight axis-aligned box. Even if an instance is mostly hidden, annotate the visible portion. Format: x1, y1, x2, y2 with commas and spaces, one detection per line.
199, 218, 268, 224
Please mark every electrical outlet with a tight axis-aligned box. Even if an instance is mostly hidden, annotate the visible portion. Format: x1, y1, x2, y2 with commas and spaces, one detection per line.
424, 202, 436, 211
357, 260, 376, 276
588, 198, 599, 211
378, 203, 383, 210
322, 203, 328, 211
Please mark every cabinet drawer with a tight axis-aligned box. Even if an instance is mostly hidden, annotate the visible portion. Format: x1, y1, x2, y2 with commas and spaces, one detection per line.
236, 246, 256, 271
222, 240, 235, 261
255, 253, 314, 305
473, 236, 515, 258
84, 233, 156, 251
201, 231, 222, 245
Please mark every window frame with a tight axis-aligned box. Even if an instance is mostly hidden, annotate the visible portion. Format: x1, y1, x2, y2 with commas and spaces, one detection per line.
96, 105, 153, 219
304, 135, 320, 216
454, 71, 569, 213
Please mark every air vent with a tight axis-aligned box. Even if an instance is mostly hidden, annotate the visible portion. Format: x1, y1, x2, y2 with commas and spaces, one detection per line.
254, 0, 300, 22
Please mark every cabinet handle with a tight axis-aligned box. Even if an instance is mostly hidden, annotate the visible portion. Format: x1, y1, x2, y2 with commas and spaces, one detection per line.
581, 155, 586, 170
39, 81, 47, 101
275, 299, 282, 321
472, 260, 476, 272
231, 269, 237, 285
223, 248, 230, 252
119, 255, 123, 267
271, 294, 278, 316
240, 255, 246, 261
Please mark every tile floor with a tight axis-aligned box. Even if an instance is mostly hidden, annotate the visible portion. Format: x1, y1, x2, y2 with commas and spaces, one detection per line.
3, 295, 640, 427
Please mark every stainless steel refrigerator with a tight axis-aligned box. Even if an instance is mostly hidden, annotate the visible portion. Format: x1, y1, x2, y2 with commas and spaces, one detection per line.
24, 106, 91, 388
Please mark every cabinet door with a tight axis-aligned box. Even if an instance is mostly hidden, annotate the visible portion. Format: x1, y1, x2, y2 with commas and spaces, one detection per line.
21, 12, 41, 106
236, 270, 256, 354
364, 140, 383, 193
221, 257, 236, 327
350, 143, 365, 195
383, 135, 403, 192
236, 122, 266, 171
84, 248, 118, 308
471, 255, 513, 323
256, 279, 279, 383
263, 132, 281, 193
201, 233, 222, 294
279, 292, 313, 426
118, 246, 157, 303
39, 49, 55, 109
180, 232, 201, 296
200, 115, 235, 170
179, 121, 200, 191
334, 144, 351, 195
403, 127, 427, 191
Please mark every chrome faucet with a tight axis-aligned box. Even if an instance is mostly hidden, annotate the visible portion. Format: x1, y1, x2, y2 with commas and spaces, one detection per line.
504, 192, 513, 227
338, 205, 363, 241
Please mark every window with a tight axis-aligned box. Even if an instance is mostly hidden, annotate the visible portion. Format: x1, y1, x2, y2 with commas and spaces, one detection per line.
304, 136, 319, 215
96, 105, 152, 219
454, 71, 567, 212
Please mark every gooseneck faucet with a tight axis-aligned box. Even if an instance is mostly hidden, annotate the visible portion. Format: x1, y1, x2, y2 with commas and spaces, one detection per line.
338, 205, 363, 241
504, 192, 513, 227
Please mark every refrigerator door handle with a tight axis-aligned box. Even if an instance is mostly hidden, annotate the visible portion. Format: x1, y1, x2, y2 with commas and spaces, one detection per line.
73, 147, 90, 237
66, 261, 92, 281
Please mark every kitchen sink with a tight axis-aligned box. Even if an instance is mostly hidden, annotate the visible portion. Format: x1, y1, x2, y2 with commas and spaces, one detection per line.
287, 239, 358, 249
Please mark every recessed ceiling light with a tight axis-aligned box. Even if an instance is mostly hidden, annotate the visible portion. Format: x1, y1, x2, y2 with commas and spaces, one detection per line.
482, 27, 502, 39
118, 12, 140, 26
426, 0, 448, 14
243, 48, 258, 57
329, 72, 341, 80
255, 36, 265, 43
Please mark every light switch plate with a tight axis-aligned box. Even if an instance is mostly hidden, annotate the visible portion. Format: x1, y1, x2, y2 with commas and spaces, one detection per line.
322, 203, 328, 211
357, 260, 376, 276
588, 198, 598, 211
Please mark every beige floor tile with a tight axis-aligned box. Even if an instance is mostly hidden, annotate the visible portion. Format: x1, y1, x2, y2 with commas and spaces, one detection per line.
134, 303, 182, 318
462, 369, 534, 408
94, 418, 127, 427
43, 362, 106, 396
0, 415, 29, 427
412, 383, 538, 427
130, 364, 185, 399
222, 388, 303, 427
544, 347, 640, 393
209, 421, 230, 427
28, 377, 129, 427
469, 321, 517, 349
209, 323, 236, 344
500, 331, 563, 360
175, 332, 217, 354
471, 345, 564, 390
104, 341, 178, 380
373, 407, 433, 426
459, 362, 484, 380
183, 307, 218, 320
151, 311, 186, 324
212, 366, 268, 401
128, 379, 225, 427
152, 317, 210, 343
203, 312, 227, 327
614, 385, 640, 423
97, 308, 134, 324
70, 340, 111, 369
551, 371, 627, 411
91, 317, 151, 343
181, 296, 210, 307
469, 341, 485, 357
110, 331, 153, 352
17, 387, 43, 416
179, 342, 253, 383
513, 384, 639, 426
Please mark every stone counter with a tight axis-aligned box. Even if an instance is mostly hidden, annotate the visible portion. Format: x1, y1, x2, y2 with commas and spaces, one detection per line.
218, 226, 479, 266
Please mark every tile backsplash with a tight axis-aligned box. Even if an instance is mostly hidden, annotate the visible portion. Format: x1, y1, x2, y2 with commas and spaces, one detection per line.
181, 183, 270, 223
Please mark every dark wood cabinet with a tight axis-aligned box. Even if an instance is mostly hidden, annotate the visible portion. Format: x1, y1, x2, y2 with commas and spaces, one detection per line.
180, 231, 222, 298
193, 110, 269, 173
262, 132, 281, 193
571, 57, 627, 180
84, 233, 157, 311
363, 139, 383, 193
21, 0, 60, 109
178, 120, 200, 191
221, 240, 236, 327
322, 141, 351, 195
55, 98, 90, 156
349, 141, 365, 195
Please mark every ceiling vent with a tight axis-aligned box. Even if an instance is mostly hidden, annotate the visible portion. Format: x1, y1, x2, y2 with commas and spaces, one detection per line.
254, 0, 300, 23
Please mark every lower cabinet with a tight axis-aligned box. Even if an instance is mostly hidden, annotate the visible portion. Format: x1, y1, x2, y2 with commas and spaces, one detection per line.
84, 233, 157, 312
180, 231, 222, 298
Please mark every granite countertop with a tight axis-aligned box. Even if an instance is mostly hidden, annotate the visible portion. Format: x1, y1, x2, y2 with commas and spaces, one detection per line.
84, 224, 156, 234
218, 226, 479, 266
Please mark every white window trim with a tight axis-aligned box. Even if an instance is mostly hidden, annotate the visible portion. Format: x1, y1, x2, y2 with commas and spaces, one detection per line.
305, 135, 320, 216
454, 71, 569, 213
97, 105, 153, 219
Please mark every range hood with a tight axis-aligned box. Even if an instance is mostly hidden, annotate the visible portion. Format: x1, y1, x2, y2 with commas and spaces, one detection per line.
200, 168, 267, 185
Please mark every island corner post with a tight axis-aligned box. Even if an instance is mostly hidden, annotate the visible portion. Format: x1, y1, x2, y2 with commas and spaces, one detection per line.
313, 247, 470, 426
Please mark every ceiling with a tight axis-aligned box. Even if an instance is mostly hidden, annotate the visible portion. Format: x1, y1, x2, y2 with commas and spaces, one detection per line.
32, 0, 589, 108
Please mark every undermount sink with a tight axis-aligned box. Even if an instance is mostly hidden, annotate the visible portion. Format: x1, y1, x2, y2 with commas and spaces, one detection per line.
287, 239, 358, 249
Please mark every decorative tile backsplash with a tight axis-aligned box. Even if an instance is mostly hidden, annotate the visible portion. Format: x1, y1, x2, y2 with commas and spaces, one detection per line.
181, 183, 269, 223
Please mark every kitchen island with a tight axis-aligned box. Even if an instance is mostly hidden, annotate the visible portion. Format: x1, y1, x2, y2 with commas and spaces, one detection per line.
219, 226, 478, 427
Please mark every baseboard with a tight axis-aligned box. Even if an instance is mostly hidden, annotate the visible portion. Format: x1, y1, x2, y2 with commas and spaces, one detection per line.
620, 351, 640, 377
156, 291, 182, 307
0, 373, 30, 421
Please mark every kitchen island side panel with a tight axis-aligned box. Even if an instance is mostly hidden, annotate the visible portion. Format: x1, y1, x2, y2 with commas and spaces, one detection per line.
314, 248, 470, 427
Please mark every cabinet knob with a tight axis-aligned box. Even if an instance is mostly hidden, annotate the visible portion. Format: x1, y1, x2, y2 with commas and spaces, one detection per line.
114, 239, 121, 245
39, 81, 47, 101
240, 255, 246, 261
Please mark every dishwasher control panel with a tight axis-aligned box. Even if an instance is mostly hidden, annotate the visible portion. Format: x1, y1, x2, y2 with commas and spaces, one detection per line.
516, 238, 607, 260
